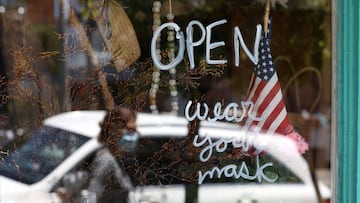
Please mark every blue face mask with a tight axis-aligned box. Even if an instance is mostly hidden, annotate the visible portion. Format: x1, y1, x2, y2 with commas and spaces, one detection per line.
118, 131, 139, 152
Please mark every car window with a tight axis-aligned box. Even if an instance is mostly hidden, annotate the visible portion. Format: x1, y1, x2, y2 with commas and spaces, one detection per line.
51, 151, 97, 203
120, 137, 301, 186
0, 126, 89, 184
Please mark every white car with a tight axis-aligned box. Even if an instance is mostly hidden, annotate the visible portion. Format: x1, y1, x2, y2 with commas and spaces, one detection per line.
0, 110, 329, 203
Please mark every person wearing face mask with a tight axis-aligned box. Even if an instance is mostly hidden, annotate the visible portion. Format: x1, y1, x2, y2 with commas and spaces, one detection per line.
87, 106, 138, 203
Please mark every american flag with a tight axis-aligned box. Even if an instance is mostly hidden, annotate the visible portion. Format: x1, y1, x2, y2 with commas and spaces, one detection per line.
242, 19, 292, 136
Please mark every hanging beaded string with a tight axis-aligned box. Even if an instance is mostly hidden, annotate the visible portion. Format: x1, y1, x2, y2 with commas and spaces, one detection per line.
149, 1, 161, 114
167, 0, 179, 115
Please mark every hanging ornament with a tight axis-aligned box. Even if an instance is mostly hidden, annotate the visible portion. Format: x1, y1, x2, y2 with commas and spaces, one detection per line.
91, 0, 140, 72
149, 1, 162, 114
149, 0, 179, 115
166, 6, 179, 115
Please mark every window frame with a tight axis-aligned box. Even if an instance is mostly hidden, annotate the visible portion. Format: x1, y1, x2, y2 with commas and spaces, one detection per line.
332, 0, 360, 202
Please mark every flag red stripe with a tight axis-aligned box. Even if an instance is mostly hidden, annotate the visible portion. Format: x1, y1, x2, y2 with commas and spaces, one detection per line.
256, 82, 281, 115
248, 78, 266, 104
274, 115, 291, 134
260, 100, 286, 131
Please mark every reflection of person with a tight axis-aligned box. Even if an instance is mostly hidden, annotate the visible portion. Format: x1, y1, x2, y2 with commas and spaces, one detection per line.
88, 107, 137, 203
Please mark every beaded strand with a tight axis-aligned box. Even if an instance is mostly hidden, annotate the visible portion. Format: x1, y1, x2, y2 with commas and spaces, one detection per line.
150, 0, 179, 115
149, 1, 161, 114
166, 11, 179, 115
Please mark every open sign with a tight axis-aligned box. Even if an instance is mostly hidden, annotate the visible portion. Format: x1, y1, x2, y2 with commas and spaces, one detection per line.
151, 19, 262, 70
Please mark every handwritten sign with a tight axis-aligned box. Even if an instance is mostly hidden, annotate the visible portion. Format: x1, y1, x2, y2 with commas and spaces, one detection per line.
151, 19, 262, 70
193, 131, 277, 184
197, 155, 277, 184
185, 100, 262, 122
151, 18, 279, 184
183, 99, 278, 184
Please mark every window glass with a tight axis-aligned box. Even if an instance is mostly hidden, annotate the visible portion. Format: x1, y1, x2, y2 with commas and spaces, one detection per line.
122, 137, 302, 186
0, 0, 331, 202
0, 126, 89, 184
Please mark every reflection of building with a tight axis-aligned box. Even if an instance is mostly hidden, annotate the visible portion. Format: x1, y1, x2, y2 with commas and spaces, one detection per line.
27, 0, 55, 24
0, 1, 28, 127
0, 0, 59, 128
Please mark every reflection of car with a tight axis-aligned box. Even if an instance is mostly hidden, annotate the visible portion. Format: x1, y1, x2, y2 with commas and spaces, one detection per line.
0, 111, 107, 203
0, 111, 329, 203
128, 120, 323, 203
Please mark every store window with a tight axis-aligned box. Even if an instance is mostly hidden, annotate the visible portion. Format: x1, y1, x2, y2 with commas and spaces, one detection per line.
0, 0, 331, 202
